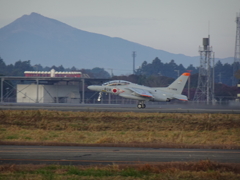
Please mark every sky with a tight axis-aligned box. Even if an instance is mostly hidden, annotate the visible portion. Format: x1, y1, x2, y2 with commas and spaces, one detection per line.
0, 0, 240, 59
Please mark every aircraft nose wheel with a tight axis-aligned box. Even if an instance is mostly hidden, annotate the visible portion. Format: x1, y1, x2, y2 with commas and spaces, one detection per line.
137, 103, 146, 109
97, 92, 102, 101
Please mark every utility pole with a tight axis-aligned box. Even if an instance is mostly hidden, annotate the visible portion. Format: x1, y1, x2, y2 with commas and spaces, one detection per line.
174, 70, 180, 77
212, 52, 215, 104
107, 68, 114, 78
218, 73, 222, 83
187, 70, 192, 100
132, 51, 136, 74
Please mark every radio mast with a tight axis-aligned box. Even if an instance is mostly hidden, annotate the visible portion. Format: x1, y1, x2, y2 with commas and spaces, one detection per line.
193, 36, 215, 104
233, 13, 240, 85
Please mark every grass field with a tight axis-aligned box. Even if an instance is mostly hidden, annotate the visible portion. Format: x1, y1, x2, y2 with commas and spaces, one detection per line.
0, 160, 240, 180
0, 110, 240, 148
0, 110, 240, 179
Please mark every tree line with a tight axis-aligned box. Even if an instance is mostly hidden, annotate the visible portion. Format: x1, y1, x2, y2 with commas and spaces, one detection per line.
136, 57, 235, 86
0, 57, 110, 78
0, 57, 238, 101
0, 56, 236, 87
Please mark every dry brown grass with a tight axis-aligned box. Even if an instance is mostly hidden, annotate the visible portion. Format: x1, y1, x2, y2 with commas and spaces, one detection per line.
0, 110, 240, 148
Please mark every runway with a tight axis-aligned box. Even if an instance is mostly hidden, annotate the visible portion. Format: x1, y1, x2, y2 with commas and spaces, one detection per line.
0, 145, 240, 165
1, 102, 240, 113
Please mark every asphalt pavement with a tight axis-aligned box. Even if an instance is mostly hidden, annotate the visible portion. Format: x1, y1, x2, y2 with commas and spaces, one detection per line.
0, 145, 239, 165
0, 102, 240, 113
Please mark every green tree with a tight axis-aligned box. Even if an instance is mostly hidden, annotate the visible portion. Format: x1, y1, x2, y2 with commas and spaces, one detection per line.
136, 57, 164, 76
33, 64, 44, 71
10, 60, 34, 76
70, 66, 77, 71
91, 67, 110, 78
58, 65, 65, 71
0, 57, 6, 75
186, 64, 197, 74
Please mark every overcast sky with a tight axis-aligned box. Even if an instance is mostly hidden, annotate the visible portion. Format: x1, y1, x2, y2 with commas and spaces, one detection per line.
0, 0, 240, 59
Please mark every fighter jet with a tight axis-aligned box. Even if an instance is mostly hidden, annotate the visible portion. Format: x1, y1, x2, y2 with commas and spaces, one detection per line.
88, 72, 190, 109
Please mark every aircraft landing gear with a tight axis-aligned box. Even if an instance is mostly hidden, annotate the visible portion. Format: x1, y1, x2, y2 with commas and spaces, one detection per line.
97, 92, 102, 101
137, 101, 146, 109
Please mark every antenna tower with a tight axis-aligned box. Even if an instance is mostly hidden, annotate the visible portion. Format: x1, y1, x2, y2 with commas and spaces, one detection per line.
132, 51, 136, 74
233, 12, 240, 85
193, 36, 215, 104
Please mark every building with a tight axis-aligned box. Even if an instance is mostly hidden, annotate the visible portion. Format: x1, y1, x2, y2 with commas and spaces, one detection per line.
24, 69, 81, 78
1, 68, 109, 104
17, 84, 80, 103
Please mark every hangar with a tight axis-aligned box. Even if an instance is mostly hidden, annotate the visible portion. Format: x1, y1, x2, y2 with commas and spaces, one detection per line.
17, 84, 80, 103
0, 69, 109, 104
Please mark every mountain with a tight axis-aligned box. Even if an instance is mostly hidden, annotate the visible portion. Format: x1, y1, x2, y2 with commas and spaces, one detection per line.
0, 12, 232, 74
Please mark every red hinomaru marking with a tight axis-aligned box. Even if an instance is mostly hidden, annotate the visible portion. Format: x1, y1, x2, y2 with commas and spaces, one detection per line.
112, 88, 118, 93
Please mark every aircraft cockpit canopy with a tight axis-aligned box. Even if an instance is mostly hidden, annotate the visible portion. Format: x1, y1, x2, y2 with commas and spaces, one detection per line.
103, 80, 130, 86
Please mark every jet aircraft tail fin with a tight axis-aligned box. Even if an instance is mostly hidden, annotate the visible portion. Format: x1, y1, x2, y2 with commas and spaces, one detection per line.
166, 72, 190, 94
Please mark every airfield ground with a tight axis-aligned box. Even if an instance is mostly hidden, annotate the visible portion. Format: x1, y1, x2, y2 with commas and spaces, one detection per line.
0, 110, 239, 148
0, 110, 240, 180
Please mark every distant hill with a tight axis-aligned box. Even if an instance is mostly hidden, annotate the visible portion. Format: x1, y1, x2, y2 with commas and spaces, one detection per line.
0, 12, 232, 74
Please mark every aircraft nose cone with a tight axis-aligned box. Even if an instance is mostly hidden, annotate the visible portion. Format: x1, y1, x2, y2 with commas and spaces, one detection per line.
87, 85, 95, 90
87, 85, 103, 91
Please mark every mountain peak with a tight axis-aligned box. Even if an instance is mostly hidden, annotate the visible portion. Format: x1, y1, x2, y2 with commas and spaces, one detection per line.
19, 12, 46, 22
21, 12, 43, 18
18, 12, 60, 26
30, 12, 42, 16
1, 12, 50, 32
0, 12, 82, 40
0, 13, 202, 73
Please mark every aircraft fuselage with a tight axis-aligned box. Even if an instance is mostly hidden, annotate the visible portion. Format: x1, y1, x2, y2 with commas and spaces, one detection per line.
88, 73, 189, 108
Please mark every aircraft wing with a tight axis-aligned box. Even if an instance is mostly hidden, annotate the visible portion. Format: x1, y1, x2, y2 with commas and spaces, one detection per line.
128, 87, 153, 98
173, 94, 188, 101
